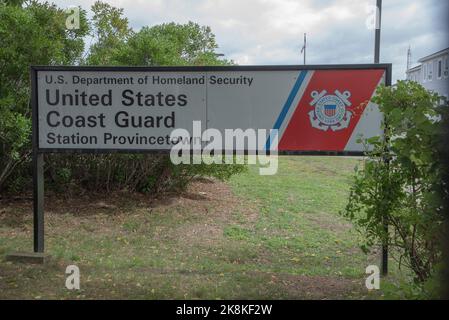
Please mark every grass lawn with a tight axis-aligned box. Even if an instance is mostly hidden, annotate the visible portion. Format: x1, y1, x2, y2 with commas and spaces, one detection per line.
0, 156, 412, 299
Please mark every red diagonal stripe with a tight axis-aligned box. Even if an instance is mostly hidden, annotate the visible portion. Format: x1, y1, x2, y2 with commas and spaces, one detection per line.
279, 69, 384, 151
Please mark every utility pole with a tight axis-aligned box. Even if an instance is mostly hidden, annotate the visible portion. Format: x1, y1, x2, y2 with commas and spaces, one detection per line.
301, 33, 307, 65
374, 0, 382, 64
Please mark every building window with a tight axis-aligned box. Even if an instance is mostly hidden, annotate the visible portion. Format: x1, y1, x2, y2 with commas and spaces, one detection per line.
423, 64, 427, 82
428, 62, 433, 81
438, 59, 443, 79
443, 55, 449, 78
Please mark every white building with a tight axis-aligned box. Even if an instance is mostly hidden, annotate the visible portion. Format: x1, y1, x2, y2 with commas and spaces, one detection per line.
406, 47, 449, 100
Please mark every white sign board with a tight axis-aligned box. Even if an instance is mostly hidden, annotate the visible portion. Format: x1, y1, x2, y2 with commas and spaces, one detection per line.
33, 66, 391, 153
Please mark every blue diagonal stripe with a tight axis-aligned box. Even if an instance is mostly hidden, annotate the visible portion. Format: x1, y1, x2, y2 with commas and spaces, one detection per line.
265, 71, 308, 150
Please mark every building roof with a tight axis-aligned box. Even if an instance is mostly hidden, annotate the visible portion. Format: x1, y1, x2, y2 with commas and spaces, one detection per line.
407, 65, 421, 73
418, 47, 449, 63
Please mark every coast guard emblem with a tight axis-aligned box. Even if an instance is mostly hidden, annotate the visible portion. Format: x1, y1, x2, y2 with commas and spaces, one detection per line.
308, 90, 352, 132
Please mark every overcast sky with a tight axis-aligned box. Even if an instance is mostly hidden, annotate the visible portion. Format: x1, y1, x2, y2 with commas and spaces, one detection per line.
54, 0, 449, 82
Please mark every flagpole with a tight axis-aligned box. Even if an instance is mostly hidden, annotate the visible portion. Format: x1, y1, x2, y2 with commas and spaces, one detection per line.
304, 33, 307, 65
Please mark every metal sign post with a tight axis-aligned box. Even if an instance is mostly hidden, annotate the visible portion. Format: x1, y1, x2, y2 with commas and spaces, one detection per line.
31, 69, 45, 253
373, 0, 388, 276
5, 73, 48, 264
32, 153, 44, 253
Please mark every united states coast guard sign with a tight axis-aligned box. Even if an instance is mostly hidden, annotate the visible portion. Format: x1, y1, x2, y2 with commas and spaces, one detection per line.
28, 64, 391, 253
32, 64, 392, 154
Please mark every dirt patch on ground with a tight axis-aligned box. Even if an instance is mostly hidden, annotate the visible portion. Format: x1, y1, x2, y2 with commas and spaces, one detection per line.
0, 178, 260, 250
152, 179, 260, 245
305, 211, 353, 233
0, 177, 255, 219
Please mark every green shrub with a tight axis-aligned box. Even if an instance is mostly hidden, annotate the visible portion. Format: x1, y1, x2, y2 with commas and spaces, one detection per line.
341, 81, 448, 285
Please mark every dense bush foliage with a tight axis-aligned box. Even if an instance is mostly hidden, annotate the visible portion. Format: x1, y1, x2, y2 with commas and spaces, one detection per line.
0, 0, 88, 192
44, 154, 245, 194
0, 0, 244, 195
341, 81, 448, 286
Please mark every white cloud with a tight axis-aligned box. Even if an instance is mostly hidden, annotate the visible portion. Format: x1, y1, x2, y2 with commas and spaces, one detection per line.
53, 0, 448, 82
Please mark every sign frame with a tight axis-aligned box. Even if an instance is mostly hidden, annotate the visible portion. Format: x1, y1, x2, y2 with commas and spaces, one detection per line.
30, 64, 392, 253
31, 64, 392, 156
